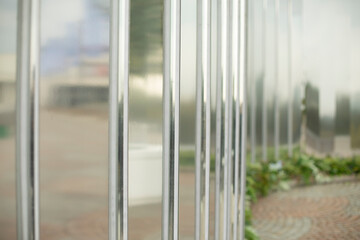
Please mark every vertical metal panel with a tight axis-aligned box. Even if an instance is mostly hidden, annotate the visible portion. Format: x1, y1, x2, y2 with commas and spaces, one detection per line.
287, 0, 293, 157
249, 0, 256, 164
195, 0, 211, 238
15, 0, 40, 239
109, 0, 130, 239
238, 0, 248, 238
262, 0, 268, 162
215, 0, 231, 239
162, 0, 180, 238
226, 0, 234, 238
232, 0, 241, 238
274, 0, 280, 161
214, 0, 223, 237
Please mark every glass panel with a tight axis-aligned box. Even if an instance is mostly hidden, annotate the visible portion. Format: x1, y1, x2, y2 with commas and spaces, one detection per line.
265, 0, 276, 160
179, 0, 196, 238
0, 0, 17, 239
128, 0, 163, 239
303, 0, 354, 155
350, 0, 360, 150
278, 0, 289, 149
291, 0, 303, 146
40, 0, 109, 239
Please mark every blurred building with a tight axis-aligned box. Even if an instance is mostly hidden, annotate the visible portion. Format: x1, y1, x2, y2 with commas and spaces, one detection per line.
41, 0, 109, 108
0, 54, 16, 135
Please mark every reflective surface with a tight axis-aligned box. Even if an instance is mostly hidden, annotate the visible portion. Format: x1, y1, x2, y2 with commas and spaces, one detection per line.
16, 0, 40, 239
3, 0, 360, 239
195, 0, 211, 239
40, 1, 109, 239
108, 0, 129, 238
0, 0, 17, 238
302, 0, 360, 156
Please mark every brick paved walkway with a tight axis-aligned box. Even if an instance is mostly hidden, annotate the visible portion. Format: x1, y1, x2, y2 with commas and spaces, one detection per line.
252, 179, 360, 240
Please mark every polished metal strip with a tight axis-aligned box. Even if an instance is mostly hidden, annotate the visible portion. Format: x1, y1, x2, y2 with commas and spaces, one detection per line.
287, 0, 293, 157
274, 0, 280, 161
223, 0, 232, 238
16, 0, 40, 239
262, 0, 268, 162
232, 0, 240, 238
238, 0, 249, 238
249, 0, 256, 164
108, 0, 129, 239
195, 0, 211, 238
226, 0, 234, 238
215, 0, 230, 238
214, 0, 223, 238
162, 0, 180, 238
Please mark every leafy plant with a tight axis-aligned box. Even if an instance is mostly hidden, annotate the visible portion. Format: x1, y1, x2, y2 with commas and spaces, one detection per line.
245, 226, 260, 240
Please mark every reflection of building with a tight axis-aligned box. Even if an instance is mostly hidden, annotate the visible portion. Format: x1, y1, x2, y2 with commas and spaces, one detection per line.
334, 93, 351, 155
42, 0, 109, 107
351, 92, 360, 149
0, 54, 16, 131
335, 93, 350, 135
305, 83, 320, 135
305, 83, 334, 155
304, 85, 360, 156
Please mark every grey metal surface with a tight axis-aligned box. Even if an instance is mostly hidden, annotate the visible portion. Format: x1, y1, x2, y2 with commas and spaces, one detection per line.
15, 0, 40, 239
162, 0, 180, 238
274, 0, 280, 161
215, 0, 231, 238
195, 0, 211, 238
109, 0, 130, 239
287, 0, 293, 157
262, 0, 268, 162
232, 0, 241, 238
238, 0, 248, 238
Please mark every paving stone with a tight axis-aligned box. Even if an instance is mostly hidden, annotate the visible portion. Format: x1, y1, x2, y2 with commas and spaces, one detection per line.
253, 180, 360, 240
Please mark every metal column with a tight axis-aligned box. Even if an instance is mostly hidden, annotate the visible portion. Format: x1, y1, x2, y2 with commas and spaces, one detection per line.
108, 0, 130, 239
262, 0, 268, 162
238, 0, 248, 239
16, 0, 40, 239
162, 0, 180, 238
287, 0, 293, 157
195, 0, 211, 238
274, 0, 280, 161
249, 0, 257, 164
232, 0, 241, 238
215, 0, 232, 239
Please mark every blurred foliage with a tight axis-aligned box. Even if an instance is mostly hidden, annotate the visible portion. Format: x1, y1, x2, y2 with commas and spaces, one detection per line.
245, 148, 360, 239
0, 126, 9, 138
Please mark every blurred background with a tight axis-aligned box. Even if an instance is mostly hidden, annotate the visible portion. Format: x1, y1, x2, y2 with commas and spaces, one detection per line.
0, 0, 359, 239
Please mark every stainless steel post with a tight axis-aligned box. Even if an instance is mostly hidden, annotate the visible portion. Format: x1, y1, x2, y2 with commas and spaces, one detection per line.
162, 0, 180, 238
215, 0, 231, 239
262, 0, 268, 162
108, 0, 130, 239
274, 0, 280, 161
238, 0, 248, 238
195, 0, 211, 238
16, 0, 40, 239
287, 0, 293, 157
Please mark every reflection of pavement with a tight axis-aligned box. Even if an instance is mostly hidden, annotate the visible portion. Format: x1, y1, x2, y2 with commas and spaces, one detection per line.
0, 109, 210, 240
252, 178, 360, 240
